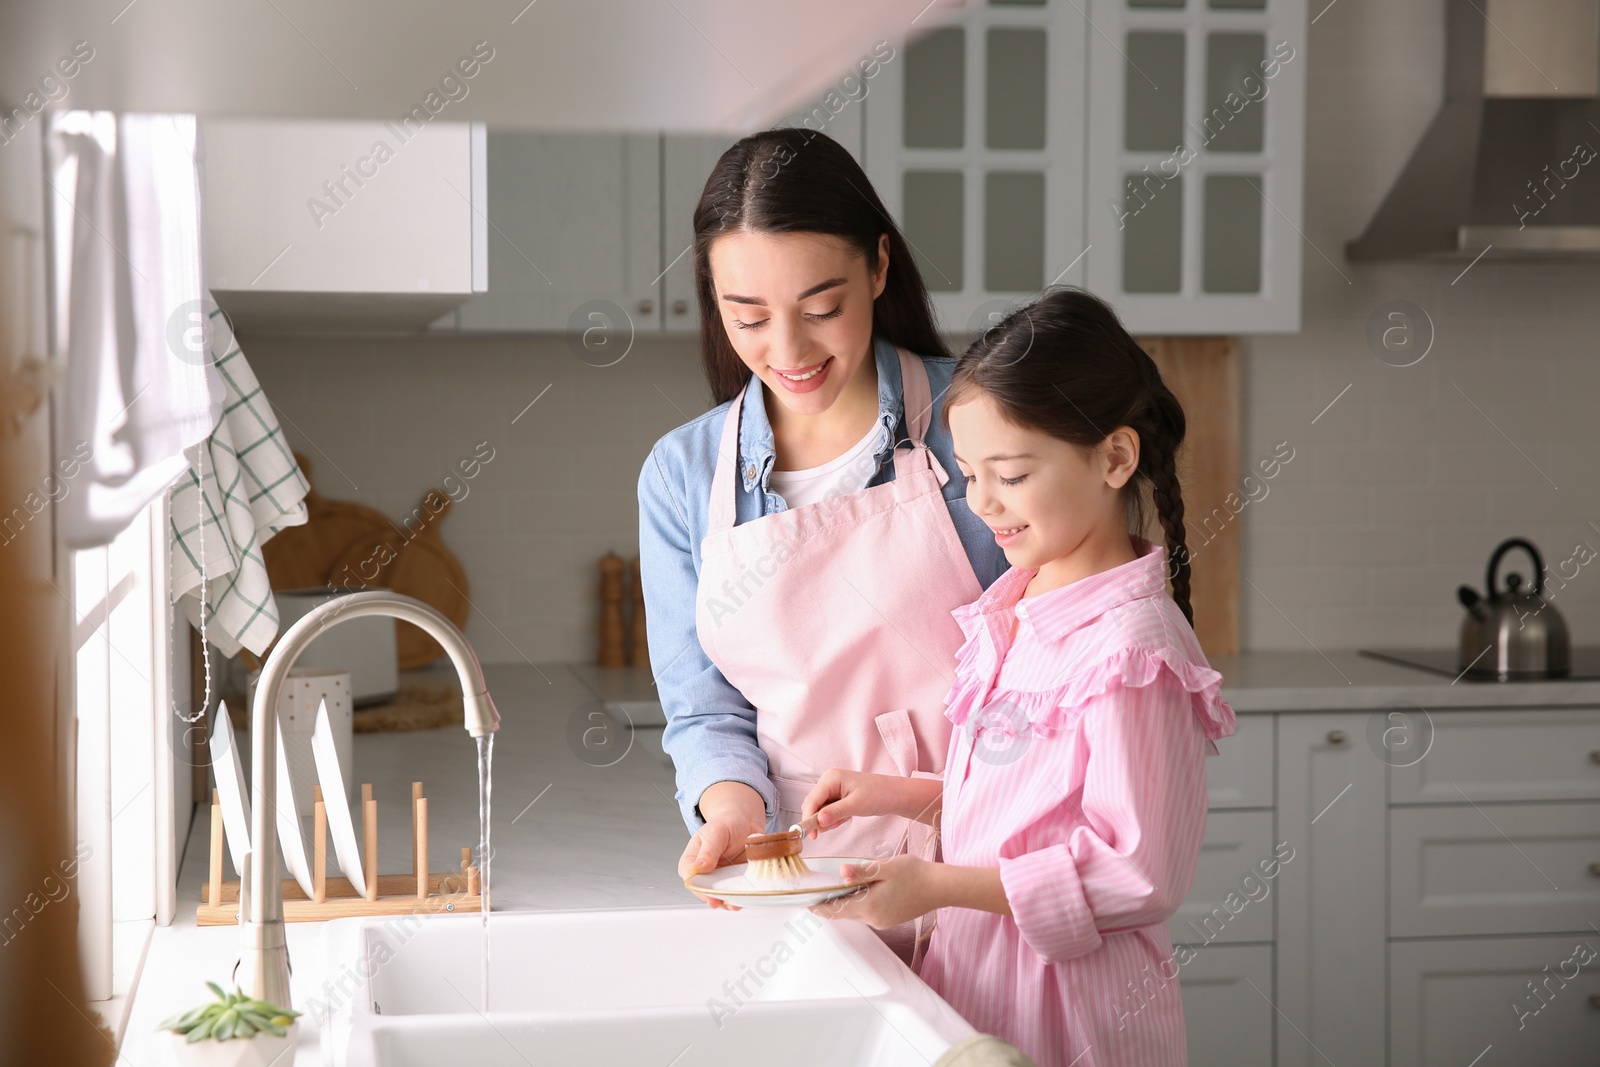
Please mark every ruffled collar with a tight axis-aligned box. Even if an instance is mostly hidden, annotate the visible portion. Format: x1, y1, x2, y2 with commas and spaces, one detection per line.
951, 535, 1169, 646
940, 535, 1236, 749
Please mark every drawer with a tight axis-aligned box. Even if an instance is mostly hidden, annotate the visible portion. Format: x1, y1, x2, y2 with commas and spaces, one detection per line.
1169, 810, 1277, 948
1391, 934, 1600, 1067
1390, 802, 1600, 937
1179, 944, 1273, 1067
1208, 712, 1273, 809
1389, 708, 1600, 804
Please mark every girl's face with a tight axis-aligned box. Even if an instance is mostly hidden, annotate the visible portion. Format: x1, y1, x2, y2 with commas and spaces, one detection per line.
948, 392, 1140, 576
707, 230, 889, 417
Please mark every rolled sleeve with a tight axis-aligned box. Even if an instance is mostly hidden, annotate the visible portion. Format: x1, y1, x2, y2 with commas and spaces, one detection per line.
637, 443, 777, 833
999, 845, 1104, 962
1000, 666, 1209, 964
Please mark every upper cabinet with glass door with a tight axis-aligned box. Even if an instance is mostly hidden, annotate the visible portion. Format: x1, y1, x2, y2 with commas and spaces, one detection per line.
1085, 0, 1307, 332
865, 0, 1306, 336
865, 0, 1088, 336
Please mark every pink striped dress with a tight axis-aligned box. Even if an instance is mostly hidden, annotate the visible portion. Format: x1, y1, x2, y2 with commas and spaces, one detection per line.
919, 536, 1236, 1067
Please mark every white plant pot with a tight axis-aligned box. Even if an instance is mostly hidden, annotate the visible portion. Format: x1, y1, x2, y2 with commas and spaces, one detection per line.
164, 1022, 298, 1066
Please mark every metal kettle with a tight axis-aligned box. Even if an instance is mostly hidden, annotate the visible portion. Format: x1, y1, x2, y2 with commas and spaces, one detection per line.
1456, 538, 1570, 679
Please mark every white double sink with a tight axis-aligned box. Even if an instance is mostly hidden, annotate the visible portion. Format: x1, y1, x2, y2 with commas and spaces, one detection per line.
322, 907, 975, 1066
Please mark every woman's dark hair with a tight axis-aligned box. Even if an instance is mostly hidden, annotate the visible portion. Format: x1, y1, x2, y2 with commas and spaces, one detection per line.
691, 128, 949, 404
942, 287, 1195, 627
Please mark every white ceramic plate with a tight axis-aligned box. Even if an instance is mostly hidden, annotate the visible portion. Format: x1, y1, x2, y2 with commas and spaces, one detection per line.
311, 698, 365, 893
274, 717, 317, 898
207, 699, 252, 876
684, 857, 874, 908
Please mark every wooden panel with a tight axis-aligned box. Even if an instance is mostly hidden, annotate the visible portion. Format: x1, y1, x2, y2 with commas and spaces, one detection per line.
1136, 335, 1240, 656
0, 118, 109, 1064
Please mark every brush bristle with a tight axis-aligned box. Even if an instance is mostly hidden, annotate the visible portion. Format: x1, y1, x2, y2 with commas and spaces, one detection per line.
747, 852, 812, 883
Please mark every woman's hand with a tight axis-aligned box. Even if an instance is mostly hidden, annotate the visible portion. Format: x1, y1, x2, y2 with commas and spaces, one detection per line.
808, 855, 942, 929
678, 780, 768, 910
802, 769, 942, 837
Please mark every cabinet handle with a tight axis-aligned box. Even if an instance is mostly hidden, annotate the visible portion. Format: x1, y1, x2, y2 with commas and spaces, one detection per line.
1327, 730, 1346, 744
672, 299, 689, 315
1591, 750, 1600, 764
1591, 994, 1600, 1010
1590, 862, 1600, 877
637, 299, 655, 315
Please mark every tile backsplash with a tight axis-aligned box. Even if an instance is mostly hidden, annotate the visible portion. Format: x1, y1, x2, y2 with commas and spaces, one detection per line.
245, 0, 1600, 664
246, 331, 709, 665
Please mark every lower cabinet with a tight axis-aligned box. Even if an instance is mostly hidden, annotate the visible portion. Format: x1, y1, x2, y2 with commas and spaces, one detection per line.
1180, 944, 1275, 1067
1390, 935, 1600, 1066
1275, 713, 1388, 1067
1165, 705, 1600, 1065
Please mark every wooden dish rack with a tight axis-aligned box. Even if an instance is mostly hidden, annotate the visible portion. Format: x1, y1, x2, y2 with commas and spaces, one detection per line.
196, 780, 481, 925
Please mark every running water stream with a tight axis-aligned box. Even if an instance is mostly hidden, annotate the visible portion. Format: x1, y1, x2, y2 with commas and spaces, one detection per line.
477, 732, 494, 1011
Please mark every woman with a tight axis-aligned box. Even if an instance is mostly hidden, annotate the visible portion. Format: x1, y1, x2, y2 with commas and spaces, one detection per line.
636, 128, 1007, 963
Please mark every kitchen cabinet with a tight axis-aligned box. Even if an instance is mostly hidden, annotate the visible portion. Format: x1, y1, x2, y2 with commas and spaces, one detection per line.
659, 134, 737, 336
1084, 0, 1306, 333
1389, 707, 1600, 803
1389, 935, 1600, 1067
1274, 714, 1387, 1067
202, 118, 486, 331
863, 0, 1306, 335
454, 132, 661, 336
1167, 704, 1600, 1065
863, 1, 1088, 333
1182, 944, 1275, 1067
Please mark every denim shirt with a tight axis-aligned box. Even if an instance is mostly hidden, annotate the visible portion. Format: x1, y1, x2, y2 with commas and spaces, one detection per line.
636, 333, 1009, 833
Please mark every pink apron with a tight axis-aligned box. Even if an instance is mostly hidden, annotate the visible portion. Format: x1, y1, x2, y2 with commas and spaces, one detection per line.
694, 346, 983, 965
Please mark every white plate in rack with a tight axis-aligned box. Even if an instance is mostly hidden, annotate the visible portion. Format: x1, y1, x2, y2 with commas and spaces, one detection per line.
684, 857, 875, 908
312, 698, 366, 893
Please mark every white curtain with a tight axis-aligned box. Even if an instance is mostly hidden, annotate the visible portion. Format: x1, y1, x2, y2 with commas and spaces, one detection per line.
46, 112, 222, 549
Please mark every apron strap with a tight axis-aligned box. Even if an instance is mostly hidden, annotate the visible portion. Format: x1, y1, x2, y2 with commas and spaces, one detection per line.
892, 347, 952, 488
709, 347, 949, 534
706, 389, 745, 535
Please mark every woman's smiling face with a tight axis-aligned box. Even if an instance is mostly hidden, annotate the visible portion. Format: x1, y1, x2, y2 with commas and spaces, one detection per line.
707, 230, 889, 417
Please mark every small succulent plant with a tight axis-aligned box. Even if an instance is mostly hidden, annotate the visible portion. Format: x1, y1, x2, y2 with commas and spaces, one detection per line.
159, 982, 300, 1043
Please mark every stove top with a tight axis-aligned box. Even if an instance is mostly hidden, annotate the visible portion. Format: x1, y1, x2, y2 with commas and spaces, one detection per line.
1358, 647, 1600, 681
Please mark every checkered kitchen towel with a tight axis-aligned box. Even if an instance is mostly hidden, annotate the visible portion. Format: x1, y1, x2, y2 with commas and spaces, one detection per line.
168, 307, 310, 657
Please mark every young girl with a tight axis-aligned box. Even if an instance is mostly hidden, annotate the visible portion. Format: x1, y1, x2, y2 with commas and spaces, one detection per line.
802, 288, 1235, 1067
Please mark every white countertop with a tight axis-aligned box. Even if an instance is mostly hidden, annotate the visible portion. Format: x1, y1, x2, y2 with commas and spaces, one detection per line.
1208, 650, 1600, 712
118, 653, 1600, 1063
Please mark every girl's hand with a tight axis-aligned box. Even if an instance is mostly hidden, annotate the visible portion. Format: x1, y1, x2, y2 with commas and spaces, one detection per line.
802, 770, 943, 836
808, 855, 942, 929
679, 781, 767, 911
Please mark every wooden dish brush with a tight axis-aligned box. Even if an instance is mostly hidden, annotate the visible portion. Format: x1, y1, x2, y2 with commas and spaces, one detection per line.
743, 826, 812, 883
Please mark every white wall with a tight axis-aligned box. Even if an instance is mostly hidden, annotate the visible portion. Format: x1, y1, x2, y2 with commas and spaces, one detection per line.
1239, 0, 1600, 650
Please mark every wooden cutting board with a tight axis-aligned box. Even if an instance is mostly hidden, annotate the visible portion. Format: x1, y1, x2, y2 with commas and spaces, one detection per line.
1136, 337, 1240, 658
262, 453, 398, 591
328, 490, 470, 668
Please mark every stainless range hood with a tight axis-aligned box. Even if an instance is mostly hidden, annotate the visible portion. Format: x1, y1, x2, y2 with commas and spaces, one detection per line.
1348, 0, 1600, 260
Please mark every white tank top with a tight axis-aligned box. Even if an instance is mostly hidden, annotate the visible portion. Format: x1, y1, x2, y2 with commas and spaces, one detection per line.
767, 420, 883, 509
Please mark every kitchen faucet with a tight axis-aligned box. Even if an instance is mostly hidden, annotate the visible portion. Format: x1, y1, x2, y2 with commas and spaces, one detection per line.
236, 591, 501, 1010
